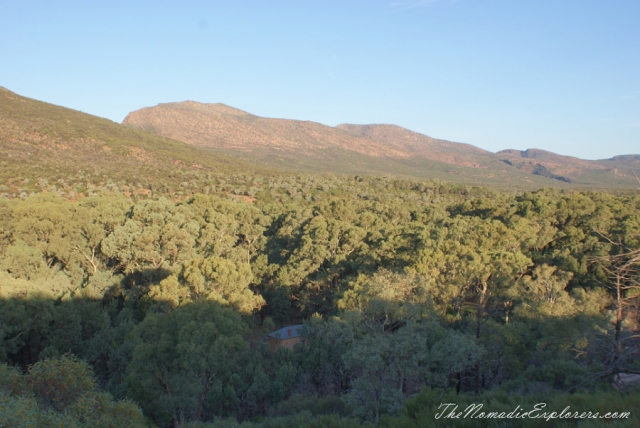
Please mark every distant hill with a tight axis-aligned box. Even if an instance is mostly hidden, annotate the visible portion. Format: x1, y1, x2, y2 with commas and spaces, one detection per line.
123, 102, 502, 169
122, 102, 565, 188
335, 123, 493, 168
497, 149, 640, 187
0, 88, 252, 199
123, 100, 640, 189
2, 87, 638, 193
122, 101, 409, 158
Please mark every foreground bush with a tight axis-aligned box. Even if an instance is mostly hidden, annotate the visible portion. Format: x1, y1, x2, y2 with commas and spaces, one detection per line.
0, 355, 150, 427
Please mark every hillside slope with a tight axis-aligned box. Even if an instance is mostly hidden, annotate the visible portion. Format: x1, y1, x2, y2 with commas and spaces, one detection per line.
3, 88, 637, 193
124, 100, 640, 189
123, 101, 409, 159
337, 123, 508, 169
497, 149, 640, 187
122, 101, 575, 188
0, 88, 253, 199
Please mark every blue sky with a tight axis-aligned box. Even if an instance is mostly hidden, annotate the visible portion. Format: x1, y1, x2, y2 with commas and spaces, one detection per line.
1, 0, 638, 159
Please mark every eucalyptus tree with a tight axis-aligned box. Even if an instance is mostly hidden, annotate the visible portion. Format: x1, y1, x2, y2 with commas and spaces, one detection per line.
101, 197, 199, 275
126, 302, 250, 427
587, 229, 640, 384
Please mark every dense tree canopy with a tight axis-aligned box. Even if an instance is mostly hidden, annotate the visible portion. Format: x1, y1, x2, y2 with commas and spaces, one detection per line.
1, 175, 639, 427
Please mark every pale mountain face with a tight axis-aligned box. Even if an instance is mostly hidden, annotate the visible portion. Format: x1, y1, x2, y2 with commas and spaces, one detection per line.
122, 100, 640, 189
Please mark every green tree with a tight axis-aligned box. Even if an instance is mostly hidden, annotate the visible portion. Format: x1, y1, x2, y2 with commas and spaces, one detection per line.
126, 301, 250, 427
0, 355, 149, 427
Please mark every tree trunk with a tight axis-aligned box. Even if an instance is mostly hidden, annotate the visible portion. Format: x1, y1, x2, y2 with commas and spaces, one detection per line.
157, 371, 179, 428
474, 280, 488, 395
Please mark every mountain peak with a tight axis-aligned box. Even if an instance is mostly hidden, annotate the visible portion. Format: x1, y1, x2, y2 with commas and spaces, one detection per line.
123, 102, 414, 157
161, 101, 254, 117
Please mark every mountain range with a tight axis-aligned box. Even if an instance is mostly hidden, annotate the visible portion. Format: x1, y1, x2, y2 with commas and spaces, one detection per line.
123, 100, 640, 189
2, 87, 639, 191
